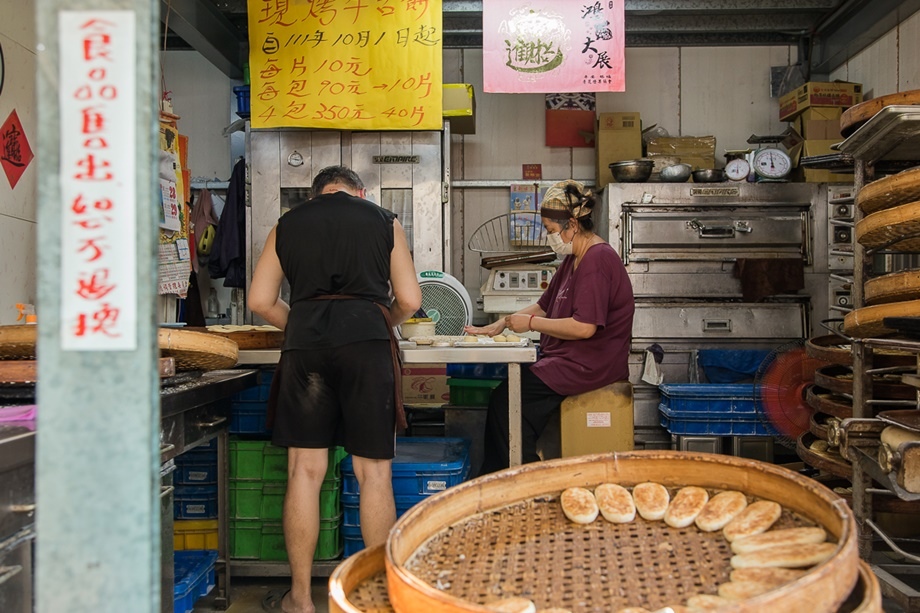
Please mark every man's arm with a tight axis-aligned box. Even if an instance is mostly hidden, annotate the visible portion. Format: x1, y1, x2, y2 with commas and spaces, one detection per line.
388, 219, 422, 325
247, 226, 290, 330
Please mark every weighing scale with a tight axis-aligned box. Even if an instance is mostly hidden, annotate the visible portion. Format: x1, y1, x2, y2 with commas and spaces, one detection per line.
744, 134, 794, 182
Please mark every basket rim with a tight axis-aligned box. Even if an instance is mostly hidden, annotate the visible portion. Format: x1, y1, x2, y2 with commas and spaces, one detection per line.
385, 450, 858, 613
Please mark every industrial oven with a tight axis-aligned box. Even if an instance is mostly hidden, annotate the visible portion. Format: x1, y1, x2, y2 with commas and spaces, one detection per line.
604, 182, 835, 449
245, 123, 451, 322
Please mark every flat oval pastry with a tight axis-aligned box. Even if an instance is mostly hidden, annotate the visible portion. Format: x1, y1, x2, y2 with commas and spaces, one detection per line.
684, 594, 732, 610
536, 609, 573, 613
632, 482, 670, 521
488, 597, 537, 613
729, 567, 807, 587
722, 500, 782, 542
652, 607, 693, 613
730, 542, 838, 569
595, 483, 636, 523
695, 490, 748, 532
664, 486, 709, 528
614, 608, 651, 613
560, 487, 599, 524
730, 526, 827, 554
717, 580, 776, 601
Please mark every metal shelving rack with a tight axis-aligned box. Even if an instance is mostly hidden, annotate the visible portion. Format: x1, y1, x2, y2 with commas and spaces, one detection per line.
837, 106, 920, 612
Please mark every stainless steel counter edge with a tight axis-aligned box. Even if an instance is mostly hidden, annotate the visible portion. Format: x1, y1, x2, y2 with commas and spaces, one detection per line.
237, 350, 282, 365
0, 428, 35, 473
160, 369, 260, 417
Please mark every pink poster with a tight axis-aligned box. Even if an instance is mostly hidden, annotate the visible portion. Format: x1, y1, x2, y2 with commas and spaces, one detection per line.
483, 0, 625, 93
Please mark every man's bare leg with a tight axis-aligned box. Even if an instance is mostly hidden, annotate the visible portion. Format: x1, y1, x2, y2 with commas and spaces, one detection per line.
281, 447, 328, 613
352, 456, 396, 547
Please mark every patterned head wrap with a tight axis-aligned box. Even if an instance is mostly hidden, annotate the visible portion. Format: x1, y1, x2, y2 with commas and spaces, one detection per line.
539, 180, 593, 221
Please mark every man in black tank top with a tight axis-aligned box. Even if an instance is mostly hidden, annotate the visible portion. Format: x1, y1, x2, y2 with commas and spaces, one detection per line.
249, 166, 421, 613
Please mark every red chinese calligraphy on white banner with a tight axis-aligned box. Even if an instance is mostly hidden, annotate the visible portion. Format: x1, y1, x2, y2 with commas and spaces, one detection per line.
482, 0, 625, 93
59, 12, 137, 350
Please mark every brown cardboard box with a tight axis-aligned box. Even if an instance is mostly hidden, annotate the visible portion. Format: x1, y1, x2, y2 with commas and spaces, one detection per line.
801, 140, 853, 183
647, 136, 717, 170
795, 107, 843, 140
596, 112, 642, 189
560, 382, 634, 456
443, 84, 475, 135
779, 81, 862, 122
402, 363, 450, 405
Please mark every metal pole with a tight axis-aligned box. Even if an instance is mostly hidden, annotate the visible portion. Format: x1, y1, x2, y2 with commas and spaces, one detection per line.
35, 1, 160, 612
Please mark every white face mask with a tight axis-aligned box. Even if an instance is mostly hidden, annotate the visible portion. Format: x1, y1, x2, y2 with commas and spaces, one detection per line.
547, 230, 574, 256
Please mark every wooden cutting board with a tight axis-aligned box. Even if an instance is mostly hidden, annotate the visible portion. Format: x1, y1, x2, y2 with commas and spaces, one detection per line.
857, 166, 920, 215
841, 89, 920, 137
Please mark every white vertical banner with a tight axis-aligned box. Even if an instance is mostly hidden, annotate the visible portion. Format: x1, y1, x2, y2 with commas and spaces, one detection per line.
59, 11, 137, 350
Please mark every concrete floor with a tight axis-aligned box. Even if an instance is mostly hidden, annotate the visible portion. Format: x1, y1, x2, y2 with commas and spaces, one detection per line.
194, 577, 331, 613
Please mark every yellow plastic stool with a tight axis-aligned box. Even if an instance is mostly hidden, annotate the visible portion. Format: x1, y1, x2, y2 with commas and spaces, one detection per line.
560, 381, 634, 456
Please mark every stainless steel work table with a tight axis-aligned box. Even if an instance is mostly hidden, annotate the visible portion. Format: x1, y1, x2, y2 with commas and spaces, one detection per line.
238, 345, 539, 467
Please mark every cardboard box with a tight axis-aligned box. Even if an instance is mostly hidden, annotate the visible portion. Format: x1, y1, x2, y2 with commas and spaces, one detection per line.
443, 84, 475, 135
596, 112, 642, 189
779, 81, 862, 122
402, 363, 450, 405
561, 381, 634, 456
801, 140, 853, 183
647, 136, 716, 170
793, 107, 843, 141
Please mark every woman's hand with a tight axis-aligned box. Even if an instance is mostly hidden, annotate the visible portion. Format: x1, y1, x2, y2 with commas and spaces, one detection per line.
463, 319, 506, 337
505, 313, 534, 334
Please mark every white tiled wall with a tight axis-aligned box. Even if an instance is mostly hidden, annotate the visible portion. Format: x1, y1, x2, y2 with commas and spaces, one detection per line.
0, 0, 37, 324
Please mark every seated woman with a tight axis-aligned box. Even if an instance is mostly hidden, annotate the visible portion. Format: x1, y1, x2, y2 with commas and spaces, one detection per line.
465, 180, 635, 474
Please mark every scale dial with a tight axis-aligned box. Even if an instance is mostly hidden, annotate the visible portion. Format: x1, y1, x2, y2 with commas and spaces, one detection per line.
752, 148, 792, 180
725, 158, 750, 181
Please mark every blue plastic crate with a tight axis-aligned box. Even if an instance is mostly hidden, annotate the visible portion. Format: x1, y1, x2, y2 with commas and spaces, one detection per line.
446, 363, 508, 380
233, 85, 250, 117
230, 400, 270, 435
174, 550, 218, 613
341, 492, 422, 528
174, 485, 219, 519
659, 405, 772, 436
175, 459, 218, 486
658, 383, 758, 417
342, 437, 471, 496
342, 524, 365, 557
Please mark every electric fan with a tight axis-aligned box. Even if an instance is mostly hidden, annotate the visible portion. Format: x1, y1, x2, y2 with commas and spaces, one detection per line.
416, 271, 474, 336
754, 340, 829, 449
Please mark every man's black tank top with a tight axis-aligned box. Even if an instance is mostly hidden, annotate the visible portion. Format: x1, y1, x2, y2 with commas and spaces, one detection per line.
275, 192, 395, 350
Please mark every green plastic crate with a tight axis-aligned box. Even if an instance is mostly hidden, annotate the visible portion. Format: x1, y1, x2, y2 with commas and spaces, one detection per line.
230, 440, 347, 481
231, 478, 341, 521
231, 516, 342, 561
447, 378, 502, 407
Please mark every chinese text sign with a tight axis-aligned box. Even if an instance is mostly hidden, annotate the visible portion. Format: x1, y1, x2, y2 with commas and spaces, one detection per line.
248, 0, 443, 130
59, 11, 137, 350
483, 0, 625, 93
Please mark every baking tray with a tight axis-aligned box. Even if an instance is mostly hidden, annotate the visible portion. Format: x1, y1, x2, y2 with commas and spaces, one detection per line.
836, 106, 920, 163
453, 339, 530, 348
876, 409, 920, 433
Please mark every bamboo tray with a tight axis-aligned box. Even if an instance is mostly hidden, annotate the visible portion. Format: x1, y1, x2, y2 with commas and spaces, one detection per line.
864, 269, 920, 305
857, 166, 920, 215
855, 201, 920, 252
844, 300, 920, 339
797, 433, 852, 480
841, 89, 920, 137
385, 452, 858, 613
157, 328, 238, 371
329, 545, 393, 613
805, 335, 916, 367
806, 385, 853, 421
814, 364, 916, 401
197, 325, 284, 350
0, 325, 37, 360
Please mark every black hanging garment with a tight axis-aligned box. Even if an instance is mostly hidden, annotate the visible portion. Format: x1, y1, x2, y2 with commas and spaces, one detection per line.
208, 158, 247, 287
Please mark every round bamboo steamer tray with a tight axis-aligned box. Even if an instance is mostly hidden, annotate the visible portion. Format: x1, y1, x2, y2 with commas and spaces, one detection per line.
844, 299, 920, 339
864, 269, 920, 305
385, 451, 859, 613
329, 545, 393, 613
806, 335, 916, 367
843, 561, 882, 613
855, 201, 920, 252
806, 385, 853, 421
840, 89, 920, 137
810, 412, 834, 442
857, 166, 920, 215
157, 328, 238, 371
797, 433, 852, 479
814, 364, 915, 400
0, 325, 37, 360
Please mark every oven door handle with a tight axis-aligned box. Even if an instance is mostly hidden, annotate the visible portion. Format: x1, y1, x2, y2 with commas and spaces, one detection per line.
687, 219, 752, 238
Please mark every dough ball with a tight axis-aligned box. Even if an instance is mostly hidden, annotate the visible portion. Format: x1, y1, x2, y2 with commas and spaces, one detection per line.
505, 334, 521, 342
463, 336, 479, 343
493, 334, 507, 343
